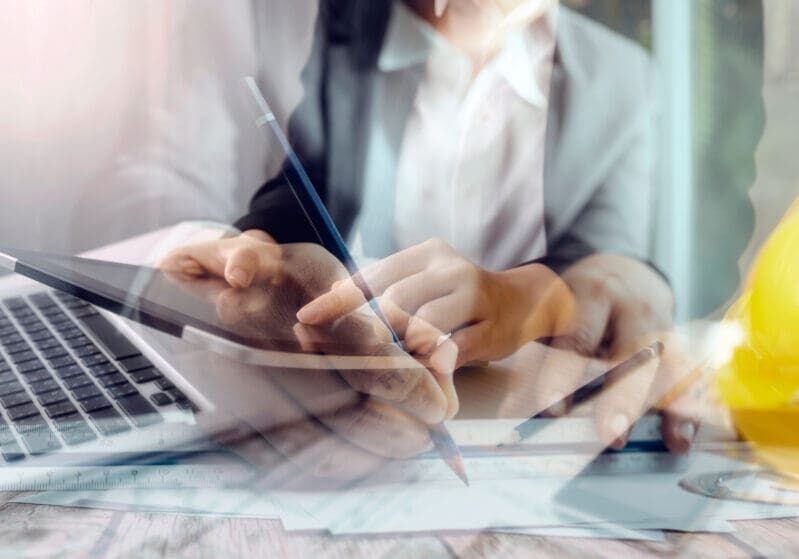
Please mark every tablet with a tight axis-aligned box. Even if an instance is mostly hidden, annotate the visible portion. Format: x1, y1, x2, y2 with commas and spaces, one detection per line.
0, 247, 416, 370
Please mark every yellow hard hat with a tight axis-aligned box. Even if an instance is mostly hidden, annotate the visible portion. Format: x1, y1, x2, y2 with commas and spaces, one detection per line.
716, 204, 799, 475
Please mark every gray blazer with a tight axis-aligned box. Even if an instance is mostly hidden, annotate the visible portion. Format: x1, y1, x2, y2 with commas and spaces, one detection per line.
236, 1, 655, 273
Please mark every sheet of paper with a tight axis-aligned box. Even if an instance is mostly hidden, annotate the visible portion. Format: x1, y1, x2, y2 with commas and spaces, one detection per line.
14, 452, 798, 536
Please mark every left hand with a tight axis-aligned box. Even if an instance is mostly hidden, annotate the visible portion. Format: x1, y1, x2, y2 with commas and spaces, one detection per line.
531, 254, 698, 453
297, 238, 574, 370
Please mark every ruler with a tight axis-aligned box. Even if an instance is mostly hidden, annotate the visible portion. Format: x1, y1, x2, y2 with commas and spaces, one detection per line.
0, 463, 256, 492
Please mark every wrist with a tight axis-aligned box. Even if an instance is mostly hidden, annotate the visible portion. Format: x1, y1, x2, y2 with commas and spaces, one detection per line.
496, 264, 575, 342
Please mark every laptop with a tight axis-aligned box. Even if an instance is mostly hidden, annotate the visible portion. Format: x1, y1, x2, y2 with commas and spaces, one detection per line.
0, 246, 425, 485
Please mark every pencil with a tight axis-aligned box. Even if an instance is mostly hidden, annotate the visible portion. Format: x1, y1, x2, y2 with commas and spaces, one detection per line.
429, 423, 469, 486
510, 342, 665, 443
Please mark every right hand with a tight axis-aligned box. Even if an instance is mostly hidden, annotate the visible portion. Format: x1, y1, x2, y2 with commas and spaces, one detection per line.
160, 231, 459, 475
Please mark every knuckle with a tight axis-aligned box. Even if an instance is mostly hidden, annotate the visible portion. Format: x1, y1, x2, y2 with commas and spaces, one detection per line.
562, 325, 599, 356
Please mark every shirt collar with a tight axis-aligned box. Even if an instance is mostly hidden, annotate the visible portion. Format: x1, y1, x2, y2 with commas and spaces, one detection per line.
377, 1, 556, 108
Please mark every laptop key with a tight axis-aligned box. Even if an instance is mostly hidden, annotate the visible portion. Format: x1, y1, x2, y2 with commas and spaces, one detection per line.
53, 365, 84, 380
17, 359, 45, 374
34, 338, 61, 351
117, 355, 153, 373
176, 400, 197, 412
29, 293, 55, 308
21, 322, 47, 334
2, 297, 28, 309
0, 382, 25, 397
7, 403, 41, 421
97, 373, 128, 388
4, 341, 31, 355
165, 387, 188, 402
65, 335, 92, 349
38, 389, 69, 407
28, 330, 54, 342
40, 346, 68, 360
80, 315, 141, 360
154, 378, 175, 391
87, 407, 130, 436
1, 333, 23, 346
71, 384, 103, 402
62, 374, 94, 390
128, 368, 162, 384
73, 345, 101, 358
11, 351, 38, 364
48, 356, 77, 369
29, 378, 60, 395
150, 392, 173, 407
72, 307, 98, 319
59, 328, 85, 340
0, 417, 16, 444
81, 354, 110, 367
20, 369, 52, 384
45, 401, 77, 419
17, 424, 61, 455
80, 396, 112, 414
88, 363, 118, 377
54, 416, 97, 446
0, 393, 32, 409
0, 442, 25, 462
116, 395, 162, 427
107, 382, 138, 400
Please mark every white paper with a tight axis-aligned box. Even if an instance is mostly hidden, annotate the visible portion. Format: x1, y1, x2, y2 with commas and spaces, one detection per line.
14, 452, 798, 536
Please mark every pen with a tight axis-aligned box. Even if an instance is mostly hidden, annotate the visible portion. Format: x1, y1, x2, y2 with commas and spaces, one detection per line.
510, 341, 665, 444
244, 77, 468, 486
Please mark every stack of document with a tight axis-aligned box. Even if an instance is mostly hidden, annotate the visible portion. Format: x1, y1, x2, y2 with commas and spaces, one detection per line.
15, 451, 799, 541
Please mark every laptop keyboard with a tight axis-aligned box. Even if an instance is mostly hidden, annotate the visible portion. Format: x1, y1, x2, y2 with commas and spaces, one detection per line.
0, 291, 195, 462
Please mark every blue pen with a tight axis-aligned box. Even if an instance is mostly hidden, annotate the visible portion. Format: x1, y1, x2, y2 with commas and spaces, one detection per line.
243, 77, 467, 485
243, 77, 400, 345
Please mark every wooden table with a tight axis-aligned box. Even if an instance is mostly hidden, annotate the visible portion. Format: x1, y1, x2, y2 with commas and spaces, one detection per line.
0, 224, 795, 558
1, 491, 796, 558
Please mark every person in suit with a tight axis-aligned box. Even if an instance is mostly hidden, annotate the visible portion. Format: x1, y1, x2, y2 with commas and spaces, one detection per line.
165, 0, 694, 454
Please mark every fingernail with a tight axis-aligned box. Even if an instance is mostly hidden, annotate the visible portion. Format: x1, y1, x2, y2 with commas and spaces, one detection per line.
609, 413, 630, 439
228, 268, 252, 287
679, 421, 696, 442
296, 304, 316, 324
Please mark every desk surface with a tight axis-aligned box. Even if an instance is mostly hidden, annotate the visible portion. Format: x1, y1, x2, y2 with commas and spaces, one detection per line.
0, 491, 795, 558
0, 224, 794, 558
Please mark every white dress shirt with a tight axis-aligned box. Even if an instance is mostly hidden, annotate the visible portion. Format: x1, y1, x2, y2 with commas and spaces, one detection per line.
351, 2, 556, 271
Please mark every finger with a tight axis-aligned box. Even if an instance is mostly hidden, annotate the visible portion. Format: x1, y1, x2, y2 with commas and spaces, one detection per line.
292, 321, 452, 424
354, 239, 443, 294
530, 297, 612, 417
450, 321, 492, 368
595, 302, 673, 448
660, 410, 698, 454
405, 292, 478, 354
161, 234, 282, 288
594, 353, 661, 448
214, 286, 271, 327
339, 365, 450, 425
426, 342, 461, 420
296, 279, 368, 325
380, 268, 456, 316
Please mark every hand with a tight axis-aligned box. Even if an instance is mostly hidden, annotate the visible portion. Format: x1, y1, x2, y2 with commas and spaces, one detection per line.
296, 238, 574, 369
531, 254, 698, 453
160, 231, 458, 419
